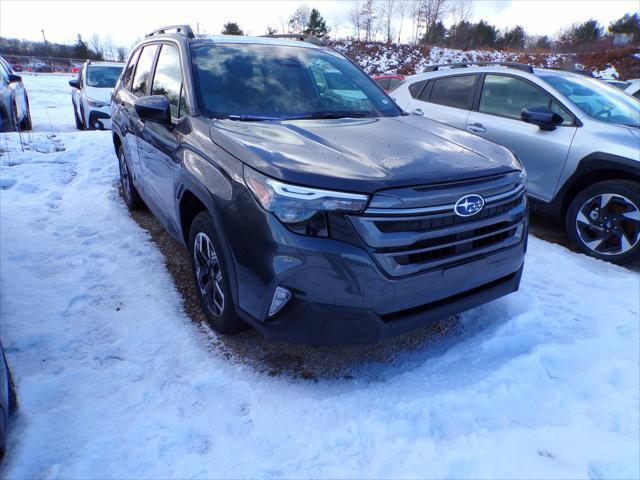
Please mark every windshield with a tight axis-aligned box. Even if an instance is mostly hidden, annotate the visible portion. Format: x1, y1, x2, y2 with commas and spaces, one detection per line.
86, 65, 123, 88
190, 43, 401, 120
542, 73, 640, 128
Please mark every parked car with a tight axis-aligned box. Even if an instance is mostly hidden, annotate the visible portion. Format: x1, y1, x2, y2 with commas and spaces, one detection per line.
32, 63, 53, 73
111, 26, 528, 345
393, 62, 640, 264
10, 64, 22, 73
69, 61, 124, 130
623, 79, 640, 99
0, 342, 16, 461
372, 73, 405, 92
604, 79, 629, 90
0, 56, 32, 132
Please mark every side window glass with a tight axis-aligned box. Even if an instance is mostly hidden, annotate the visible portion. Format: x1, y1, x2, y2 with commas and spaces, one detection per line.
376, 78, 391, 90
480, 75, 550, 120
633, 90, 640, 100
131, 44, 158, 97
178, 85, 189, 118
428, 75, 477, 109
151, 44, 183, 117
123, 49, 141, 91
550, 100, 573, 125
389, 78, 403, 91
409, 80, 428, 99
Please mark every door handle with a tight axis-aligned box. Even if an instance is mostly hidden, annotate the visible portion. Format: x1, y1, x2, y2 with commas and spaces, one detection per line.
136, 118, 145, 130
411, 108, 424, 116
467, 123, 486, 133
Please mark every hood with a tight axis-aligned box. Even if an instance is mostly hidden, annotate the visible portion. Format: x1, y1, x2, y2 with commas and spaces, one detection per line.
209, 114, 520, 194
85, 85, 113, 104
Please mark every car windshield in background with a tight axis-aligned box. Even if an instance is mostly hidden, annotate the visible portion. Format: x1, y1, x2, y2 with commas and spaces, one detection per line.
190, 43, 401, 120
542, 73, 640, 128
86, 66, 123, 88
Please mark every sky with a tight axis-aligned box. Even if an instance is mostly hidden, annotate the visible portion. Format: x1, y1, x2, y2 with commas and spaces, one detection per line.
1, 0, 638, 48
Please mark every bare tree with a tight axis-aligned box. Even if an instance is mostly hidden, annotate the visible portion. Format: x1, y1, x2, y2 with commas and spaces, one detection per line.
382, 0, 396, 43
348, 2, 363, 40
116, 46, 127, 62
360, 0, 379, 42
103, 34, 115, 61
89, 34, 103, 58
288, 4, 311, 33
449, 0, 473, 26
396, 0, 407, 43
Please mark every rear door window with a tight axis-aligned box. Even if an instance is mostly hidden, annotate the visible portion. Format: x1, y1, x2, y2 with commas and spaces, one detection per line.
428, 74, 477, 109
131, 44, 158, 97
375, 77, 391, 90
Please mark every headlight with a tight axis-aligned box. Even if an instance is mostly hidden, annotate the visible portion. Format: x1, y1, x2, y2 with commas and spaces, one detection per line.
244, 166, 369, 237
87, 98, 108, 108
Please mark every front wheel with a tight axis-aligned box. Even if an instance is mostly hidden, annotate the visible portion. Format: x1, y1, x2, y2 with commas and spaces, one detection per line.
188, 211, 246, 335
117, 145, 143, 210
566, 180, 640, 265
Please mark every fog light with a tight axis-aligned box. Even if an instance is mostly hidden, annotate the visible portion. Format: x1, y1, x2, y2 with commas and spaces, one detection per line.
268, 287, 291, 317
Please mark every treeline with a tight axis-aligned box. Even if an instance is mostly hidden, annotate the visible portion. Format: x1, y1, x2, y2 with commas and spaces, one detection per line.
0, 33, 128, 61
223, 1, 639, 54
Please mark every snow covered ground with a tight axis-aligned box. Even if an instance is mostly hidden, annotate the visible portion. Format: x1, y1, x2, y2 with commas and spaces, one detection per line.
0, 74, 639, 479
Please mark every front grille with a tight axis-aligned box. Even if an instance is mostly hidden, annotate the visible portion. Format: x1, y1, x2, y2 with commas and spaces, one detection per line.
349, 180, 527, 277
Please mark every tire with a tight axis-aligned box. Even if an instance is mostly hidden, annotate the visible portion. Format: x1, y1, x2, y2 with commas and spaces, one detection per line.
79, 103, 87, 131
73, 101, 83, 130
188, 211, 245, 335
117, 145, 143, 210
566, 180, 640, 265
19, 94, 32, 131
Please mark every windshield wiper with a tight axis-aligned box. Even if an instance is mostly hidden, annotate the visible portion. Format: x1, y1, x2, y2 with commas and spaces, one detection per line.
287, 111, 376, 120
227, 114, 282, 121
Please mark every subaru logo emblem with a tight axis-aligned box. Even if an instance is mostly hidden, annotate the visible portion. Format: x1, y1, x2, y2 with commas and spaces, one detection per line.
454, 194, 485, 217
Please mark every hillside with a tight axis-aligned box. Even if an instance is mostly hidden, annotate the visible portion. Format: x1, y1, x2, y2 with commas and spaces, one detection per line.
330, 40, 640, 80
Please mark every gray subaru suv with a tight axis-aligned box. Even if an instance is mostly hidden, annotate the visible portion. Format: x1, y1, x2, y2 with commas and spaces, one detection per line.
394, 63, 640, 264
111, 27, 528, 344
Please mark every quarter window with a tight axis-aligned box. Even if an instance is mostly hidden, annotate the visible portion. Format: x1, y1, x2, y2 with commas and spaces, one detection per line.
429, 75, 477, 109
123, 49, 141, 90
131, 44, 158, 97
151, 44, 183, 118
480, 75, 550, 120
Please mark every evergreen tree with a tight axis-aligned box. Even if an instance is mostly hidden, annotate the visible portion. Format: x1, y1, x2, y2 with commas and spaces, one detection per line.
499, 26, 526, 50
221, 22, 244, 36
73, 34, 89, 59
304, 8, 330, 38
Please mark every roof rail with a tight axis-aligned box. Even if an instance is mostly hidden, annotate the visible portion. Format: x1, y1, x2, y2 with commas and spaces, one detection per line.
423, 61, 533, 73
260, 33, 325, 47
146, 25, 195, 39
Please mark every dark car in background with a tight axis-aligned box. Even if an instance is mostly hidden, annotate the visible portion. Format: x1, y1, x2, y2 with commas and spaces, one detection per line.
111, 26, 528, 345
0, 56, 32, 132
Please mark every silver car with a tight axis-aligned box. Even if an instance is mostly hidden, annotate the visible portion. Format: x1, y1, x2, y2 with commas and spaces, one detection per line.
393, 63, 640, 264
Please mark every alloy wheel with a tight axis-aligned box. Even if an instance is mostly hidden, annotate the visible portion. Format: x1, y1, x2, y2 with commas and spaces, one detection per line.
119, 154, 132, 203
575, 193, 640, 256
193, 232, 225, 317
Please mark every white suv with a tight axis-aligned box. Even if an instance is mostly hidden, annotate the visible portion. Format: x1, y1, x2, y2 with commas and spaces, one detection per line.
69, 61, 123, 130
393, 62, 640, 264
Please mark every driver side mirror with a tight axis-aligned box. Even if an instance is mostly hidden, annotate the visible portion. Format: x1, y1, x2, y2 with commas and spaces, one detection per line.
69, 78, 80, 89
8, 74, 22, 84
521, 106, 563, 131
134, 95, 171, 125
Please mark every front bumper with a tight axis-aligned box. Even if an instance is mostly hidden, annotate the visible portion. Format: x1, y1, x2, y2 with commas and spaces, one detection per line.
222, 187, 528, 345
86, 106, 112, 130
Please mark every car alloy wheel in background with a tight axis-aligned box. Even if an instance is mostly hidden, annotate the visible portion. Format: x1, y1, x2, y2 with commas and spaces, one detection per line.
568, 180, 640, 265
